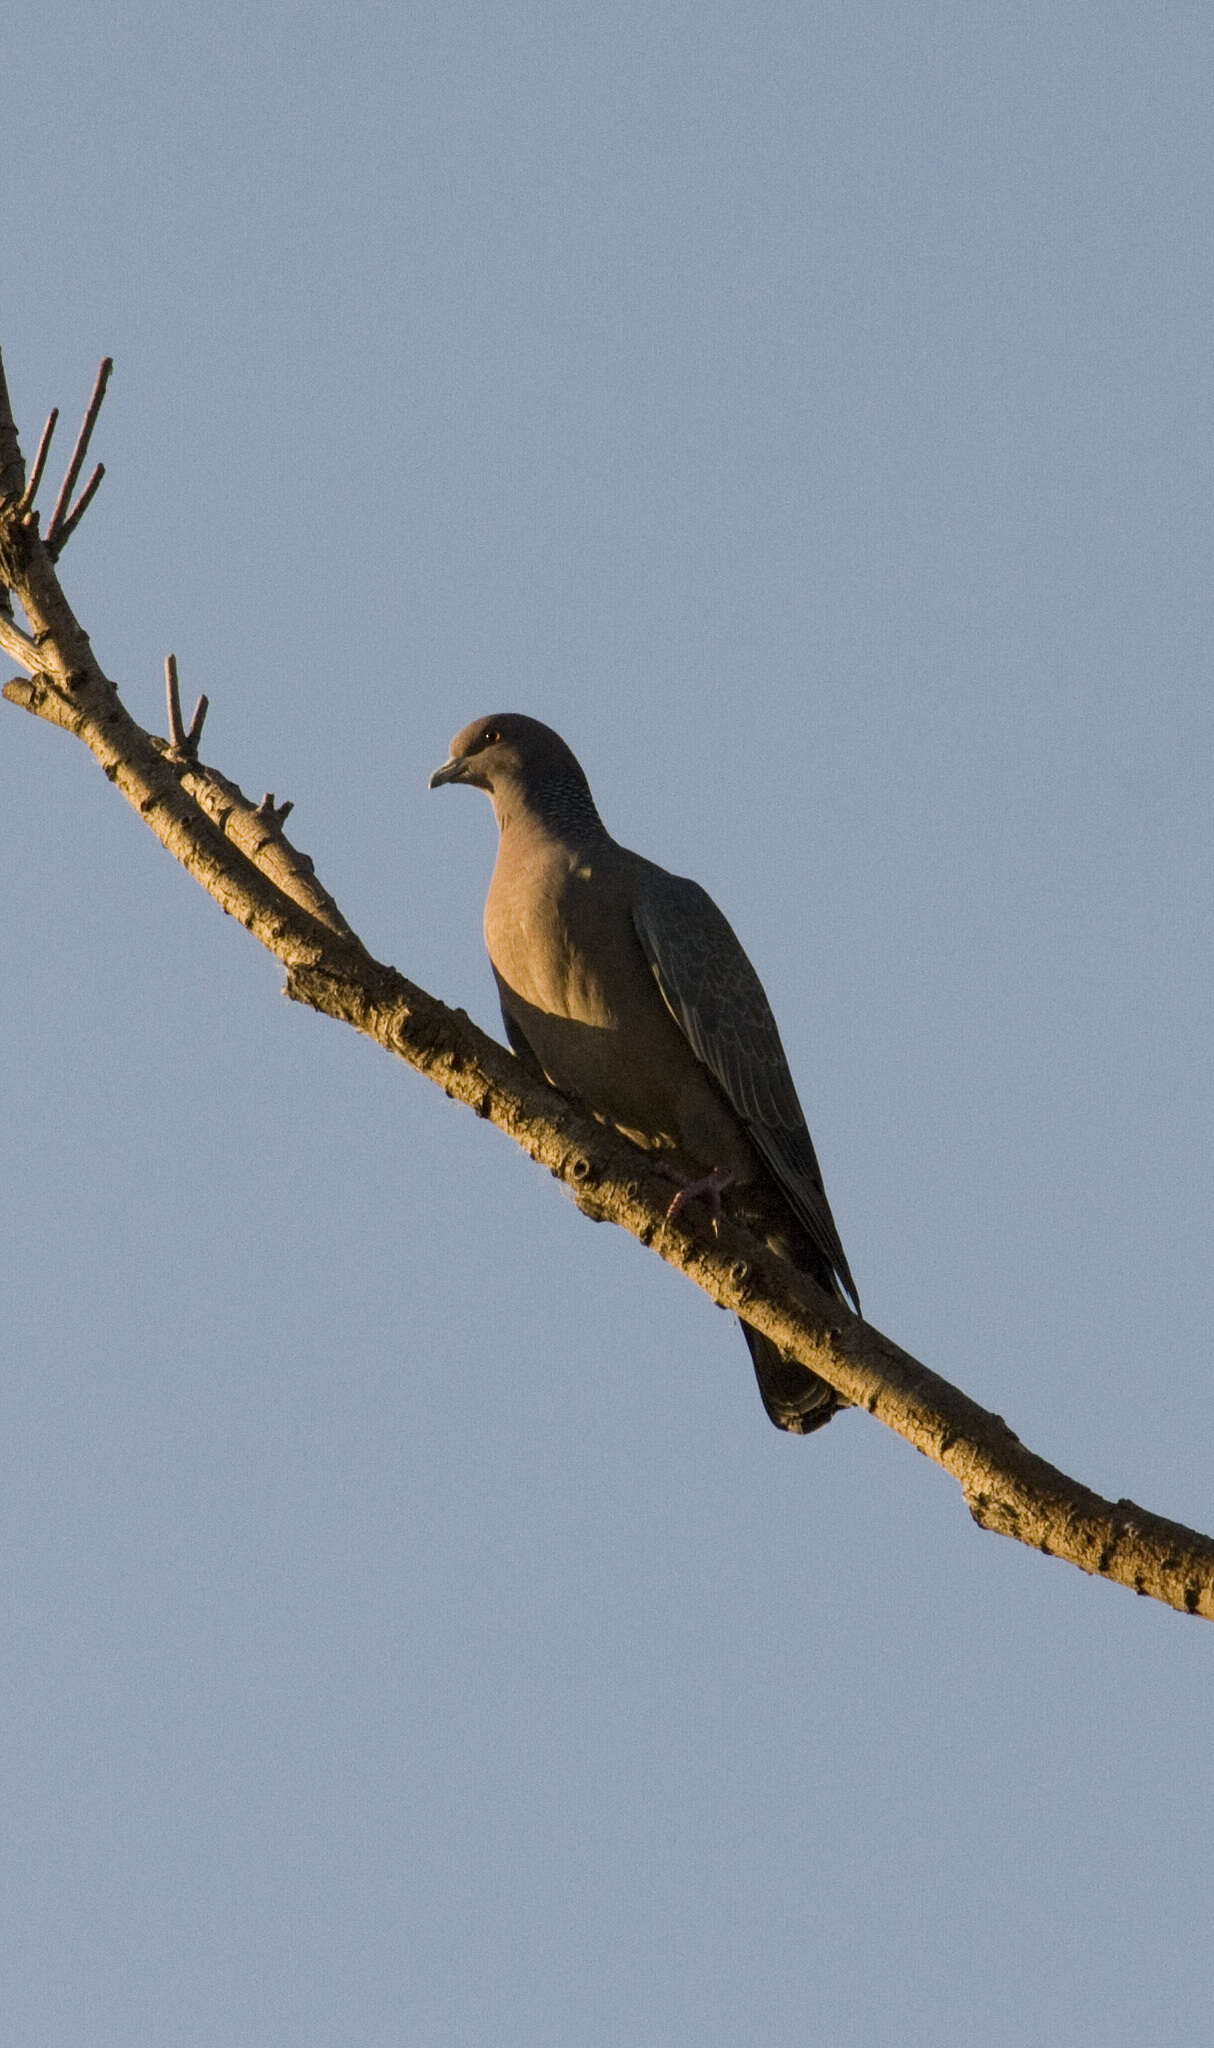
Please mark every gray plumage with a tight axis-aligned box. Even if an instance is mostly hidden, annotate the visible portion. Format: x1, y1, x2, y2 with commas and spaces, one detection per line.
430, 714, 857, 1433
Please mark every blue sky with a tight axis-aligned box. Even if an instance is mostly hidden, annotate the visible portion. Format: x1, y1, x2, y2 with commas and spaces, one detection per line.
3, 6, 1212, 2043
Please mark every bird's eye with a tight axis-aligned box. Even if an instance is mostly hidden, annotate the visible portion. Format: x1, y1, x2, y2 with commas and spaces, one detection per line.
480, 725, 500, 746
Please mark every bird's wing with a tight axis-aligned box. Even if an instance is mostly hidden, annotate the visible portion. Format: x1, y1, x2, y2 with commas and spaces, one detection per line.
498, 987, 548, 1079
631, 862, 858, 1310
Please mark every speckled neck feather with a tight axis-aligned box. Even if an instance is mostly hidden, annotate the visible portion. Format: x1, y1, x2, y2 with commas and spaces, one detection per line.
527, 767, 607, 842
497, 756, 609, 849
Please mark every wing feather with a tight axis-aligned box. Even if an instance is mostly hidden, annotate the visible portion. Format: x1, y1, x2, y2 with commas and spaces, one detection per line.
631, 863, 858, 1310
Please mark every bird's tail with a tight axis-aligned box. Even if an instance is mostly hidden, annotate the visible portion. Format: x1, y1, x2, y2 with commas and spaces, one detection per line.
740, 1322, 843, 1435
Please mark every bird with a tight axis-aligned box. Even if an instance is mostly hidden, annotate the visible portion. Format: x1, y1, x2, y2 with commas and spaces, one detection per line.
430, 714, 858, 1433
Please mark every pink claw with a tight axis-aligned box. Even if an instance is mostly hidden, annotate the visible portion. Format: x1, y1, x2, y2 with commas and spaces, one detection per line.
665, 1165, 735, 1236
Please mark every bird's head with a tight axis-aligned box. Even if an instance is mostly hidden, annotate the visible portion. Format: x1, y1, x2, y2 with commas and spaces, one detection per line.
429, 714, 602, 837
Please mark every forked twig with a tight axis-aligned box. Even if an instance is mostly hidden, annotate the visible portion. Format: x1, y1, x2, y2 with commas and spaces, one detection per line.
50, 463, 106, 553
45, 358, 112, 556
255, 793, 294, 826
164, 653, 209, 760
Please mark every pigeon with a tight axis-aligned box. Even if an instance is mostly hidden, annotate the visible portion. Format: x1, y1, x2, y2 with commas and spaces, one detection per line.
430, 714, 857, 1432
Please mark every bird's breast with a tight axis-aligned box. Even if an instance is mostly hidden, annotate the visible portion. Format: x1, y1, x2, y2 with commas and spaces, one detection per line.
484, 843, 752, 1174
486, 855, 610, 1021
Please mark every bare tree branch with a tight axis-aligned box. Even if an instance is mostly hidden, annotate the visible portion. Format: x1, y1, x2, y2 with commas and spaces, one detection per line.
3, 347, 1211, 1622
0, 607, 39, 668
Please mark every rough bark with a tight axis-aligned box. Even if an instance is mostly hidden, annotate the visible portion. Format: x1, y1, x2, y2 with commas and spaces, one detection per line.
3, 347, 1211, 1622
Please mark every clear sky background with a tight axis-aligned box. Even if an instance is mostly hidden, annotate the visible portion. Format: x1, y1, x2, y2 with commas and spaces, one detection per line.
3, 6, 1212, 2044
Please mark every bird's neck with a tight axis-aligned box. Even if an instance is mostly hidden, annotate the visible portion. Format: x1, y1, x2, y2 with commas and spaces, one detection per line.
494, 777, 609, 852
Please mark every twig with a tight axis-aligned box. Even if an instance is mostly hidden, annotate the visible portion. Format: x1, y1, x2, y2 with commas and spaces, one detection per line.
18, 408, 58, 513
165, 652, 185, 747
45, 358, 112, 554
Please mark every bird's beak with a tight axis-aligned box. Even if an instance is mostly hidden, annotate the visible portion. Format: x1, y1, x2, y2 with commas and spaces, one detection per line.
428, 756, 467, 789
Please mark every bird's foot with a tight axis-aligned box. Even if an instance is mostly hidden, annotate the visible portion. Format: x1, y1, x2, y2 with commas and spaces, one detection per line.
665, 1165, 735, 1237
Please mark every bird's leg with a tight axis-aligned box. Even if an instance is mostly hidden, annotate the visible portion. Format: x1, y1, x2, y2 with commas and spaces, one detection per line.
665, 1165, 736, 1237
